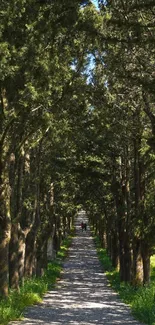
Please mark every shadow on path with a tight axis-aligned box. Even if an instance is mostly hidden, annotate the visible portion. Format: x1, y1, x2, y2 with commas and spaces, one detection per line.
11, 211, 143, 325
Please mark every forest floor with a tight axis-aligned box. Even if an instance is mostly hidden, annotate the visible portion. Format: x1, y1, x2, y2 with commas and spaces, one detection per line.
10, 212, 143, 325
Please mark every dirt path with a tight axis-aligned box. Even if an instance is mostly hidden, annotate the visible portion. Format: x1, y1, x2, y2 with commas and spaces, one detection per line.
11, 211, 143, 325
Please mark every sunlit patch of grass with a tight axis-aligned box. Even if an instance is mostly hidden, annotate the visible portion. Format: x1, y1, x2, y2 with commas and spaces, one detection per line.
57, 245, 68, 259
132, 285, 155, 324
151, 255, 155, 282
94, 236, 113, 272
130, 255, 155, 324
0, 231, 74, 325
0, 290, 42, 325
57, 234, 73, 260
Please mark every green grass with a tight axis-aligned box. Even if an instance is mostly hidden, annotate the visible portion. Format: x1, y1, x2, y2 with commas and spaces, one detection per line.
57, 235, 73, 260
0, 233, 74, 325
94, 235, 155, 325
150, 255, 155, 282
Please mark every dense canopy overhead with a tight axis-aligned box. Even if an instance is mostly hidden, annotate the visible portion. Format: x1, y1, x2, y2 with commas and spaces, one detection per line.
0, 0, 155, 296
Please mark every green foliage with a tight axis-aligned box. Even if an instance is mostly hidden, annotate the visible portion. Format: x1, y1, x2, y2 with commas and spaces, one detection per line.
1, 0, 155, 314
94, 236, 113, 272
57, 235, 73, 260
151, 255, 155, 282
132, 285, 155, 325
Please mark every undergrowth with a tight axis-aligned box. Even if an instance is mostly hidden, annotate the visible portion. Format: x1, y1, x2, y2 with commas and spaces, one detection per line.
94, 235, 155, 325
0, 232, 74, 325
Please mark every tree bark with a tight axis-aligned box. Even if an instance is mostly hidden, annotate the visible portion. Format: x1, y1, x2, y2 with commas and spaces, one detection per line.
0, 216, 11, 296
132, 238, 143, 286
36, 237, 48, 277
24, 144, 42, 277
142, 242, 150, 285
112, 152, 132, 283
0, 152, 11, 296
18, 227, 28, 285
9, 153, 23, 290
9, 223, 20, 290
133, 123, 146, 284
111, 231, 119, 269
24, 226, 37, 277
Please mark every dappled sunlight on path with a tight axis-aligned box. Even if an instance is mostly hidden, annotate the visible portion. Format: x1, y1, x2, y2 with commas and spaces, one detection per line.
11, 212, 142, 325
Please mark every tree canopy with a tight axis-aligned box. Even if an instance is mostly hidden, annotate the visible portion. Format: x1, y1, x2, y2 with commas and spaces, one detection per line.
0, 0, 155, 296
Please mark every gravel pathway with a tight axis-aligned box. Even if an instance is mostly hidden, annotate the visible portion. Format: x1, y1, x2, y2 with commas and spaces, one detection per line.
11, 211, 143, 325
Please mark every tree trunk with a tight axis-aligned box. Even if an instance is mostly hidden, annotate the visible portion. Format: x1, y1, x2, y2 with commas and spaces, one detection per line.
36, 238, 48, 277
53, 230, 59, 254
111, 154, 132, 282
124, 235, 132, 282
47, 225, 56, 260
0, 217, 11, 296
111, 231, 119, 269
119, 229, 125, 281
142, 242, 150, 285
9, 223, 19, 290
132, 238, 143, 286
9, 153, 23, 290
99, 217, 105, 247
24, 227, 37, 277
132, 109, 146, 285
24, 144, 42, 278
0, 151, 11, 296
18, 227, 27, 285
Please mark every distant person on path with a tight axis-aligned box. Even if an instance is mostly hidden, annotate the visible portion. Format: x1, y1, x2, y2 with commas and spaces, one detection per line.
81, 221, 84, 231
81, 222, 87, 231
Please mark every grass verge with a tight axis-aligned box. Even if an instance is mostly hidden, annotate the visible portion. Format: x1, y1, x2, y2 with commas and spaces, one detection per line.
0, 232, 74, 325
94, 235, 155, 325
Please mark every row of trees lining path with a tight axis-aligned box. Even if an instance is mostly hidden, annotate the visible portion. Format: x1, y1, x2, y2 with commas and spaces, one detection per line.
1, 0, 155, 296
10, 211, 142, 325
